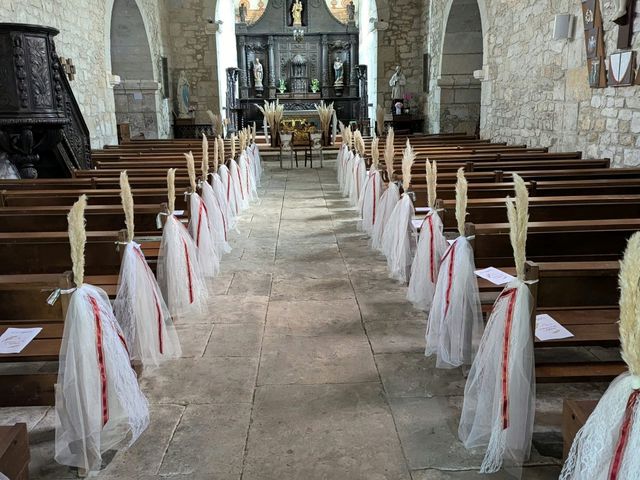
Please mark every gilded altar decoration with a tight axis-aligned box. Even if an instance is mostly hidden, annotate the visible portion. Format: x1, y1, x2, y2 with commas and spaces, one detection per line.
292, 0, 303, 26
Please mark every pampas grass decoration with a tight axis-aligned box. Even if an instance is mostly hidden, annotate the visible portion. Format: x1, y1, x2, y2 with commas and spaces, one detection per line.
207, 110, 224, 137
385, 127, 395, 181
184, 152, 197, 193
426, 160, 437, 210
256, 100, 284, 141
119, 171, 135, 243
376, 105, 385, 137
67, 194, 87, 288
213, 135, 220, 172
218, 136, 225, 164
371, 136, 380, 170
455, 167, 468, 238
401, 139, 415, 192
167, 168, 176, 213
315, 101, 334, 141
619, 232, 640, 376
201, 134, 209, 179
354, 130, 366, 156
230, 134, 237, 160
506, 173, 529, 280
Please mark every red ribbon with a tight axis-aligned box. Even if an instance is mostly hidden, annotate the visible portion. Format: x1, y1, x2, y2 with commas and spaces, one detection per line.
372, 175, 377, 225
133, 246, 164, 355
182, 238, 195, 304
216, 197, 228, 241
427, 214, 436, 283
497, 287, 518, 430
441, 242, 457, 318
195, 199, 209, 248
235, 164, 245, 200
226, 172, 231, 201
354, 162, 361, 198
609, 388, 640, 479
88, 295, 109, 427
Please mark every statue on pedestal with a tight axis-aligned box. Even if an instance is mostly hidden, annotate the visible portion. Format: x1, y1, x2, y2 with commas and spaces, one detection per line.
333, 55, 344, 87
347, 1, 356, 23
292, 0, 303, 26
177, 70, 191, 119
253, 58, 264, 90
239, 2, 247, 23
389, 65, 406, 101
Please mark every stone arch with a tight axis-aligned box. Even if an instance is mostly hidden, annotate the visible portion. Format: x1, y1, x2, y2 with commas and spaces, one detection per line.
216, 0, 239, 119
437, 0, 485, 135
359, 0, 379, 127
109, 0, 160, 139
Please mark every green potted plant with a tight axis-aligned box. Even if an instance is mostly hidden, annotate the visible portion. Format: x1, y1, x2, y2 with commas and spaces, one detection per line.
310, 78, 320, 93
278, 78, 287, 94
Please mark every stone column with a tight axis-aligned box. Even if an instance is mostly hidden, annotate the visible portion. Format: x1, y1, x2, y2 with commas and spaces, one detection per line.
238, 36, 249, 99
349, 34, 358, 97
267, 35, 276, 98
321, 35, 329, 97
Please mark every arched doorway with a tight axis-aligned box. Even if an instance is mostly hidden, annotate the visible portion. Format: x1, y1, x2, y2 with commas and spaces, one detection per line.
110, 0, 159, 139
439, 0, 483, 135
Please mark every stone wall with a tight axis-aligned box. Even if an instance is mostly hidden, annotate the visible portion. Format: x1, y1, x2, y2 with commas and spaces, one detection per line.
427, 0, 640, 166
0, 0, 171, 148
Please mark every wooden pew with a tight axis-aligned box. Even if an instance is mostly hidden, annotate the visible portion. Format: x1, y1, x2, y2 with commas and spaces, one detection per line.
0, 423, 29, 479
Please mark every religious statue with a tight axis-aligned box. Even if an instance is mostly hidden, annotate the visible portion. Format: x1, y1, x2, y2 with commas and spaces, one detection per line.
292, 0, 303, 26
612, 0, 630, 24
177, 70, 191, 119
333, 55, 344, 87
239, 2, 248, 23
389, 65, 407, 101
253, 58, 264, 90
347, 1, 356, 22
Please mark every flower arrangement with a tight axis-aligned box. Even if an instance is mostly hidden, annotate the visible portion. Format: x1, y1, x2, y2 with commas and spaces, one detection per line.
394, 101, 403, 115
278, 78, 287, 93
311, 78, 320, 93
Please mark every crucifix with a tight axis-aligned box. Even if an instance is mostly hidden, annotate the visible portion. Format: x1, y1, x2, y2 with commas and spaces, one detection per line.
59, 56, 76, 81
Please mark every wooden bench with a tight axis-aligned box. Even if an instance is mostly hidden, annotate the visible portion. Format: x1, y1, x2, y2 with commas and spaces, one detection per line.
0, 423, 29, 479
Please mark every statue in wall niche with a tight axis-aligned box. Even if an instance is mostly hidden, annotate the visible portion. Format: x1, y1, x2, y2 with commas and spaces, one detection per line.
389, 65, 407, 101
347, 1, 356, 22
177, 70, 191, 119
254, 58, 264, 90
333, 55, 344, 87
239, 3, 248, 23
292, 0, 303, 26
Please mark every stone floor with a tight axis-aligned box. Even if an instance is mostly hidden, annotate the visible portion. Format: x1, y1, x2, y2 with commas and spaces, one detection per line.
1, 165, 606, 479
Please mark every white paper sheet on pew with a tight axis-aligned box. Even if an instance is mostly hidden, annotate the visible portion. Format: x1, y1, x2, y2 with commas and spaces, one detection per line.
415, 207, 432, 214
0, 327, 42, 354
474, 267, 515, 286
411, 218, 425, 230
535, 314, 574, 341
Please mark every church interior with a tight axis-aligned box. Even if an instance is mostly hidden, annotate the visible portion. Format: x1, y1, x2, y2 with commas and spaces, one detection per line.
0, 0, 639, 479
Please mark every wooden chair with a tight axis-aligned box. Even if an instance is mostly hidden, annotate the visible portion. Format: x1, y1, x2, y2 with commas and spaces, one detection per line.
279, 133, 293, 169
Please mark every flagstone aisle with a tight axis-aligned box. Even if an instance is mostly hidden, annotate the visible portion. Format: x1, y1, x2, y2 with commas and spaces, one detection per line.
3, 165, 604, 479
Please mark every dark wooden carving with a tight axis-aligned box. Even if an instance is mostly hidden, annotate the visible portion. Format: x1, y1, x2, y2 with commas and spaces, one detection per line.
0, 23, 91, 178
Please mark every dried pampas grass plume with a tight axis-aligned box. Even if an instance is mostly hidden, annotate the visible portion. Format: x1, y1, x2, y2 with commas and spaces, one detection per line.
384, 127, 395, 181
426, 159, 437, 210
618, 232, 640, 376
184, 151, 197, 193
201, 134, 209, 179
455, 168, 468, 238
67, 194, 87, 288
207, 110, 224, 137
371, 136, 380, 170
119, 171, 135, 243
376, 105, 385, 137
354, 130, 366, 156
401, 139, 415, 192
167, 168, 176, 213
218, 136, 225, 164
213, 135, 220, 172
506, 173, 529, 280
230, 134, 237, 160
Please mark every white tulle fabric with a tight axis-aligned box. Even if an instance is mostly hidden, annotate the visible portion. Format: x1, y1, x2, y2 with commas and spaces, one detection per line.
336, 144, 347, 191
218, 165, 239, 218
349, 155, 367, 207
407, 211, 448, 311
188, 192, 220, 278
202, 181, 231, 254
114, 242, 182, 366
426, 236, 483, 368
371, 183, 400, 251
157, 215, 208, 318
230, 160, 249, 211
239, 152, 258, 202
358, 170, 383, 234
381, 194, 417, 283
249, 144, 263, 185
211, 171, 237, 231
55, 285, 149, 473
459, 280, 535, 475
342, 152, 355, 198
561, 373, 640, 480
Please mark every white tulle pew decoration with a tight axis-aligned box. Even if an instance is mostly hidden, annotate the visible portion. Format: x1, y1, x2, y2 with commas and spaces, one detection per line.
371, 129, 399, 251
381, 139, 417, 283
407, 160, 448, 310
114, 172, 181, 367
200, 135, 231, 254
426, 168, 483, 368
336, 122, 348, 188
185, 152, 220, 277
55, 195, 149, 473
349, 131, 367, 206
560, 232, 640, 480
158, 169, 208, 317
459, 173, 534, 475
358, 136, 382, 234
214, 135, 238, 227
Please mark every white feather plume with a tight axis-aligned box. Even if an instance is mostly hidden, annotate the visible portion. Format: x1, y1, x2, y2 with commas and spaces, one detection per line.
218, 137, 225, 164
201, 134, 209, 179
230, 134, 236, 160
384, 127, 395, 181
371, 135, 380, 170
213, 135, 220, 172
184, 151, 197, 193
619, 232, 640, 376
